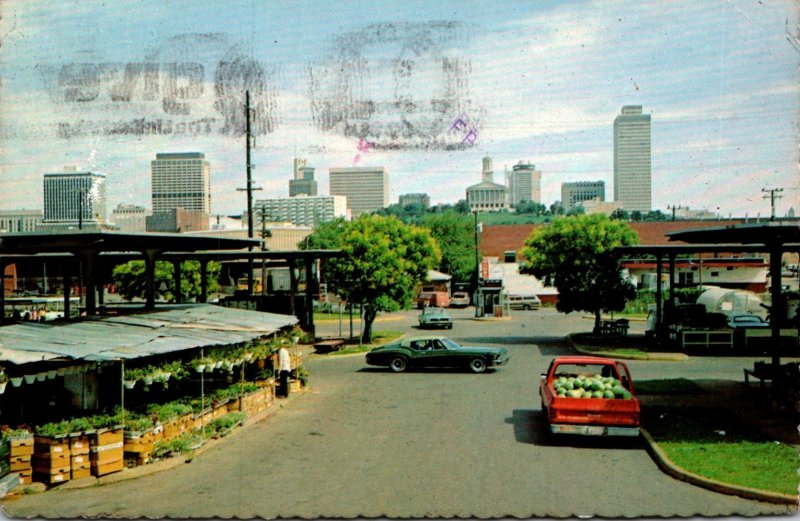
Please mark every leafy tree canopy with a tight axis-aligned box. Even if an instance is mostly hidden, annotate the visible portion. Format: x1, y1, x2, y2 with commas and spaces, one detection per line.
420, 212, 476, 283
112, 260, 221, 302
304, 214, 441, 342
520, 214, 639, 330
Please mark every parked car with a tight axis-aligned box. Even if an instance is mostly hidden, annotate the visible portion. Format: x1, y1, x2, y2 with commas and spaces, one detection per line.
449, 291, 471, 308
365, 335, 509, 373
507, 294, 541, 310
727, 313, 770, 329
416, 291, 450, 308
418, 307, 454, 329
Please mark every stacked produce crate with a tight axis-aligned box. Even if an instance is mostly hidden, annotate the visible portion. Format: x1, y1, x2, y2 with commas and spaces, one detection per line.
123, 430, 156, 468
88, 427, 124, 477
68, 433, 91, 480
32, 435, 71, 485
7, 434, 33, 485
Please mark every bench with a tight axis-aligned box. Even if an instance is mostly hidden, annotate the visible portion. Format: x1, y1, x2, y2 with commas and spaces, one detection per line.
314, 338, 345, 353
599, 319, 630, 337
743, 367, 773, 388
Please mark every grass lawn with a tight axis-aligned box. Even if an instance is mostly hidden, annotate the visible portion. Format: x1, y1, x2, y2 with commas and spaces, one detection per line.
328, 330, 404, 356
643, 402, 800, 495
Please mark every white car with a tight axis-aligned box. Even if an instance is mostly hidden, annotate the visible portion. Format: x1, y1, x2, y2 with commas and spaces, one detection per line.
449, 291, 470, 308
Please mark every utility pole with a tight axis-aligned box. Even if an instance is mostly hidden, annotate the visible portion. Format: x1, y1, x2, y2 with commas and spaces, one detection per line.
667, 204, 683, 222
237, 90, 262, 293
762, 188, 783, 222
258, 207, 272, 296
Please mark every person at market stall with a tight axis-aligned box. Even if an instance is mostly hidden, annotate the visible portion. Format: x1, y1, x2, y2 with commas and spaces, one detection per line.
277, 345, 291, 398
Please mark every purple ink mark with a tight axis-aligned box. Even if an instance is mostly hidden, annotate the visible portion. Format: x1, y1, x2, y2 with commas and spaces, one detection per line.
461, 128, 478, 145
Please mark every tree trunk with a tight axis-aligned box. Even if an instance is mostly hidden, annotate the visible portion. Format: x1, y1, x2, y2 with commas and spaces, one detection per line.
362, 304, 377, 344
594, 310, 602, 335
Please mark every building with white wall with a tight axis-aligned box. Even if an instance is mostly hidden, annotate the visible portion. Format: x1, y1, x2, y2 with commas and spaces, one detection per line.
255, 195, 348, 227
110, 204, 148, 232
466, 156, 508, 212
329, 166, 388, 217
506, 161, 541, 207
0, 210, 43, 233
613, 106, 651, 212
151, 152, 211, 214
562, 181, 605, 211
41, 168, 106, 229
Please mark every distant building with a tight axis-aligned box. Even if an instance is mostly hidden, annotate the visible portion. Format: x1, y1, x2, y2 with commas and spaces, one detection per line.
329, 166, 389, 217
613, 105, 651, 212
151, 152, 211, 215
562, 181, 605, 211
399, 193, 430, 209
289, 158, 318, 197
254, 195, 348, 227
506, 161, 541, 207
466, 156, 508, 212
581, 198, 622, 216
41, 167, 106, 230
146, 208, 210, 233
672, 207, 719, 220
0, 210, 43, 233
187, 222, 313, 251
110, 204, 148, 232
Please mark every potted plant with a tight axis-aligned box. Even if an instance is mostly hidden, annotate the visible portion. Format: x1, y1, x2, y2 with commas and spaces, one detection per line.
0, 370, 8, 394
9, 375, 23, 388
23, 374, 36, 385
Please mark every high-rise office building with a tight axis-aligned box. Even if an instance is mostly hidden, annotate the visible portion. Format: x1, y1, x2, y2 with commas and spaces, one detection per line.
613, 105, 651, 212
562, 181, 605, 211
506, 161, 541, 207
289, 158, 318, 196
151, 152, 211, 214
466, 156, 507, 212
255, 195, 348, 227
329, 166, 389, 217
41, 168, 106, 229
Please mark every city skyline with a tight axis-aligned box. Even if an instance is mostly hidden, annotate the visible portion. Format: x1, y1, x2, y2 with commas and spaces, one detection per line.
0, 1, 797, 218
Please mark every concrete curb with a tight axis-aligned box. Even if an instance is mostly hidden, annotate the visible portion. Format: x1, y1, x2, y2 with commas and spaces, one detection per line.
640, 428, 799, 506
8, 389, 310, 495
567, 334, 689, 362
471, 316, 512, 322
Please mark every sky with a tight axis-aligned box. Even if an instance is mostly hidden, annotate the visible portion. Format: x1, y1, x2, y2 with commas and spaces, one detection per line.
0, 0, 798, 219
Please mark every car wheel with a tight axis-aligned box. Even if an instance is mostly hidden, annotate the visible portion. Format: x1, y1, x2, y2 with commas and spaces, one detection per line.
389, 357, 407, 373
468, 357, 487, 374
523, 304, 530, 310
447, 324, 453, 329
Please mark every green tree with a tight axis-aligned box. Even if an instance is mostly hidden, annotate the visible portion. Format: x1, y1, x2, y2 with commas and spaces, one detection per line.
515, 200, 548, 215
305, 214, 441, 342
609, 208, 629, 220
520, 214, 639, 331
421, 212, 476, 282
112, 260, 221, 302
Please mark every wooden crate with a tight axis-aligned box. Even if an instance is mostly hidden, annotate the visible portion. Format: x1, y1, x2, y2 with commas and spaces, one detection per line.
70, 453, 89, 469
68, 435, 90, 455
33, 470, 69, 485
162, 421, 181, 441
9, 455, 31, 472
9, 436, 34, 456
34, 436, 71, 459
71, 466, 91, 480
17, 470, 31, 485
91, 458, 123, 476
90, 442, 123, 465
33, 458, 70, 477
89, 428, 123, 447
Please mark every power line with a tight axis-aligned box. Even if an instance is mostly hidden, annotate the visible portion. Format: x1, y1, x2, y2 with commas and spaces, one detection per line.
762, 187, 783, 221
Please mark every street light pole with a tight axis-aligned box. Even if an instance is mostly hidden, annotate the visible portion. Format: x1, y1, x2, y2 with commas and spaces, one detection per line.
474, 211, 482, 318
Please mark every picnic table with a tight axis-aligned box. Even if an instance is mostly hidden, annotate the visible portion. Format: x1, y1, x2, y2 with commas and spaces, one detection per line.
598, 319, 630, 337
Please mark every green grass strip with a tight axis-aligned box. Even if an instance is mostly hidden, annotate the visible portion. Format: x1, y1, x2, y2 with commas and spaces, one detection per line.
659, 440, 800, 495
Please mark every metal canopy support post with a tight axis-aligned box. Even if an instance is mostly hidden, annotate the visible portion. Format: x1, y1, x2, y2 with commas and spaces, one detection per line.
142, 249, 160, 310
0, 261, 5, 325
199, 260, 208, 303
769, 242, 784, 367
667, 253, 676, 327
76, 250, 99, 316
655, 254, 663, 331
305, 257, 315, 339
173, 260, 183, 304
63, 269, 71, 320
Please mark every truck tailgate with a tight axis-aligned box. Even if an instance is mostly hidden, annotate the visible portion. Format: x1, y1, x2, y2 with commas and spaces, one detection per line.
548, 395, 640, 427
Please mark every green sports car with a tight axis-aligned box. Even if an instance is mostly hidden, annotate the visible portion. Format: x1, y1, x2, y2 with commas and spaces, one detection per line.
365, 335, 509, 373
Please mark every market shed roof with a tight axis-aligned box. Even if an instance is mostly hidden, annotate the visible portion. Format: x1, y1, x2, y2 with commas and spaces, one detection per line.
0, 230, 259, 255
667, 222, 800, 247
0, 304, 297, 365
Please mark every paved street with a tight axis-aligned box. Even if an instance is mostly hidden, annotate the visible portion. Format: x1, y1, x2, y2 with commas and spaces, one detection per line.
2, 309, 794, 517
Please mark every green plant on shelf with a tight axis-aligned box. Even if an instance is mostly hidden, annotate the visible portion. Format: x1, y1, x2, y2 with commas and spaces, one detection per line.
151, 433, 203, 459
203, 412, 245, 437
296, 365, 310, 386
146, 401, 193, 422
124, 366, 148, 382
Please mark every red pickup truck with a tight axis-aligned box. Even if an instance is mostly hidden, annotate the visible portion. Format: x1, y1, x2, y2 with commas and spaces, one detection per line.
539, 356, 640, 437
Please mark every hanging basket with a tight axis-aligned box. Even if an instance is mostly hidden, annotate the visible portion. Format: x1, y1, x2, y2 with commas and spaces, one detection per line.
10, 377, 23, 387
0, 381, 7, 394
35, 373, 47, 382
244, 353, 254, 362
143, 376, 154, 385
56, 367, 67, 377
195, 364, 206, 373
124, 380, 137, 390
23, 374, 36, 385
46, 370, 57, 380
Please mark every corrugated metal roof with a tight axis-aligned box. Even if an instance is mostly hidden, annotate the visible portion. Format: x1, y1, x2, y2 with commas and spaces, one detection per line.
0, 304, 298, 365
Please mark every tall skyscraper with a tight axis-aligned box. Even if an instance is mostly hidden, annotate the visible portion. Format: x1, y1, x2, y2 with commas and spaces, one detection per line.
289, 158, 318, 196
42, 168, 106, 229
329, 166, 389, 217
562, 181, 605, 211
151, 152, 211, 214
506, 161, 542, 207
613, 106, 651, 212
